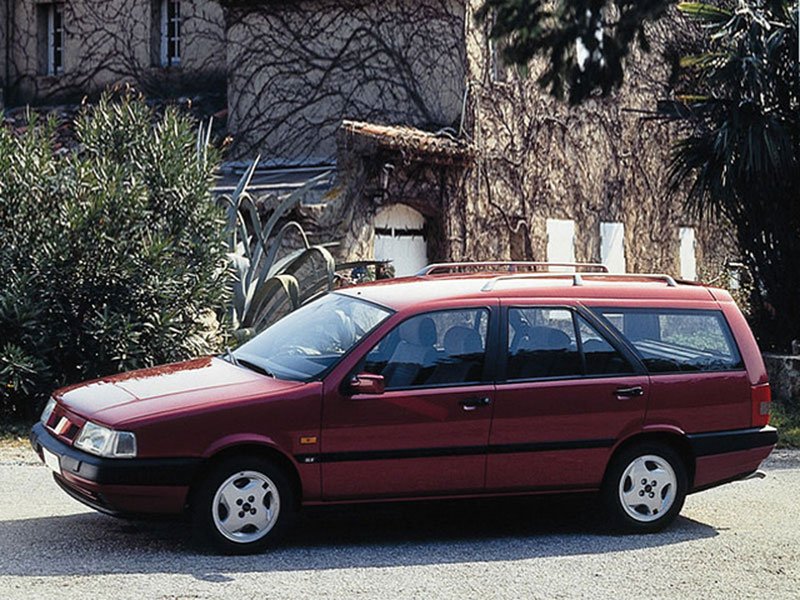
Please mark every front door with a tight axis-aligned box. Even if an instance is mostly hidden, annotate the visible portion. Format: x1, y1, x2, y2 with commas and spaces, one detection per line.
321, 304, 497, 500
487, 303, 648, 491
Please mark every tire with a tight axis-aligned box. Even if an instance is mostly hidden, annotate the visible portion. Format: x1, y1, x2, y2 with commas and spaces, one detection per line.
191, 456, 296, 554
602, 443, 688, 533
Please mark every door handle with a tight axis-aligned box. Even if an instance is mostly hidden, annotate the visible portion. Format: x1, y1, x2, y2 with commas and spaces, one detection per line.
460, 397, 491, 411
614, 386, 644, 398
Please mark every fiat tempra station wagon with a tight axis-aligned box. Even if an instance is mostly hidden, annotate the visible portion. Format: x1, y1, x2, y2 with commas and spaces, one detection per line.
31, 262, 777, 553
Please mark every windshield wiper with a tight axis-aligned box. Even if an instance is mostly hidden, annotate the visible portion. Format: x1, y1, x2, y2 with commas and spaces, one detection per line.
237, 358, 276, 378
223, 346, 240, 366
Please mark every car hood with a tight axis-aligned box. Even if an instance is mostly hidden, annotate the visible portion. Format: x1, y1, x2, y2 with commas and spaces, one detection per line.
55, 357, 303, 427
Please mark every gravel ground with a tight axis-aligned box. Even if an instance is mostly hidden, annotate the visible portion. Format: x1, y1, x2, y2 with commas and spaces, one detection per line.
2, 444, 799, 600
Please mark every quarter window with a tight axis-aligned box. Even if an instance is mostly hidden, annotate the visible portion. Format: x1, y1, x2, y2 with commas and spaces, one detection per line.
362, 309, 489, 389
595, 308, 743, 373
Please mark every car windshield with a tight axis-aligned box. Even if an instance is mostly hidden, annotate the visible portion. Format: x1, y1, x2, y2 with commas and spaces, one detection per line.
233, 293, 392, 382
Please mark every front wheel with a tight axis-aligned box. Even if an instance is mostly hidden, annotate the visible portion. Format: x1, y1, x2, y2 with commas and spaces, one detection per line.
191, 457, 295, 554
602, 443, 688, 533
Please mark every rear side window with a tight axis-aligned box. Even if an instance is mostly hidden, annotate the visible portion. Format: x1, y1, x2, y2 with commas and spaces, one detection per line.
507, 308, 634, 380
594, 308, 743, 373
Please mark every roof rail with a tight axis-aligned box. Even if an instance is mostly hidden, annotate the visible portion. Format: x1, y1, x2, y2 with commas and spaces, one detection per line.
580, 273, 678, 287
417, 261, 609, 276
481, 272, 679, 291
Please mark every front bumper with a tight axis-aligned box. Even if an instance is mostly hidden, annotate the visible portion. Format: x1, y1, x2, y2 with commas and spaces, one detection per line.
30, 422, 202, 515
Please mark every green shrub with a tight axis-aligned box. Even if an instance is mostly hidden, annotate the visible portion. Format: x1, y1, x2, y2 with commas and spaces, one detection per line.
0, 94, 230, 422
772, 403, 800, 449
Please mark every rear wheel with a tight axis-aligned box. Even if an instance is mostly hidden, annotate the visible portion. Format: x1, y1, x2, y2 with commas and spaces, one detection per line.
191, 457, 295, 554
602, 443, 688, 533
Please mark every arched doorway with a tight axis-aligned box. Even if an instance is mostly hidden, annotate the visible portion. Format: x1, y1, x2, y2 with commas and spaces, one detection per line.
373, 204, 428, 277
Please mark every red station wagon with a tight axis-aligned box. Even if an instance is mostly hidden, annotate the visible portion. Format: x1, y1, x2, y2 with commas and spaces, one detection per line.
31, 262, 778, 553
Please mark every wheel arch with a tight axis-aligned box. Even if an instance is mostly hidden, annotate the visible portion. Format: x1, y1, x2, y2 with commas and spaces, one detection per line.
607, 431, 696, 488
188, 443, 303, 511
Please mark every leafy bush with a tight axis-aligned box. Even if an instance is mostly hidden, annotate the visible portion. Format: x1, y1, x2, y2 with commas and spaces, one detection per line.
771, 403, 800, 449
0, 94, 230, 421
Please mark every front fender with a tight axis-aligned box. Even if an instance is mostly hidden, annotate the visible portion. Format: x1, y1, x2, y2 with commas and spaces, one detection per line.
202, 432, 287, 459
200, 432, 321, 502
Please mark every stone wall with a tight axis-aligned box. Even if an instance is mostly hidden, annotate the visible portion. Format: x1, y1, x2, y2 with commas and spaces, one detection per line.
5, 0, 225, 106
453, 1, 737, 273
224, 0, 467, 164
305, 131, 469, 266
1, 0, 7, 103
764, 354, 800, 414
298, 3, 740, 280
302, 3, 739, 281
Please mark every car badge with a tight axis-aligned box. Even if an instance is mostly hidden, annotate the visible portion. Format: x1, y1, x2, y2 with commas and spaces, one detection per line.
54, 417, 71, 436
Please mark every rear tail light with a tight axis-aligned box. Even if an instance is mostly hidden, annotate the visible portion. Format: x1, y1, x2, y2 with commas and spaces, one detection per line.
751, 383, 771, 427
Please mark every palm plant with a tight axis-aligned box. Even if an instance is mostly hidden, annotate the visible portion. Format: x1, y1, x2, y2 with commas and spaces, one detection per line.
665, 0, 799, 350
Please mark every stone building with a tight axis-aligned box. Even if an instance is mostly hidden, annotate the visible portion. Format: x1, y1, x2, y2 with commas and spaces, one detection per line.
1, 0, 7, 106
1, 0, 738, 279
1, 0, 225, 106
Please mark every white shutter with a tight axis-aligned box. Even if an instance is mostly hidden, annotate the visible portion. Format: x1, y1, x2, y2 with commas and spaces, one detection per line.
160, 0, 168, 66
679, 227, 697, 281
546, 219, 575, 271
373, 204, 428, 277
600, 222, 626, 273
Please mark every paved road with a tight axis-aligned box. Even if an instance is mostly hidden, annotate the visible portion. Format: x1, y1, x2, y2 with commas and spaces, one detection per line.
2, 445, 799, 600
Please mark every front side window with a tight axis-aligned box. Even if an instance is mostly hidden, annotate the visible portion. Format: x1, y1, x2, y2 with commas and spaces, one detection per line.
507, 308, 634, 380
235, 293, 391, 381
594, 308, 743, 373
362, 309, 489, 389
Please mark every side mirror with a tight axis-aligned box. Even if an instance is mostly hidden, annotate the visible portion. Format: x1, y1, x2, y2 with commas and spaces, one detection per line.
349, 373, 385, 395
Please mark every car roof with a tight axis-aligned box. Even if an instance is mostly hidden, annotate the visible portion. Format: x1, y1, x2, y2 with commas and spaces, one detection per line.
336, 269, 725, 312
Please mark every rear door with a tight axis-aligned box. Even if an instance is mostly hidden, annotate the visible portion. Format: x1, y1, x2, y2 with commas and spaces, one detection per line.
487, 302, 649, 491
593, 305, 750, 432
320, 301, 499, 500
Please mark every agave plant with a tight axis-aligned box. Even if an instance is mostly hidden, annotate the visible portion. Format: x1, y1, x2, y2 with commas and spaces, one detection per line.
218, 157, 341, 341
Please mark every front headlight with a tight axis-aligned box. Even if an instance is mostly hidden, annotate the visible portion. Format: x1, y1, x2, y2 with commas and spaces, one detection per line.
40, 397, 57, 425
74, 421, 137, 458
